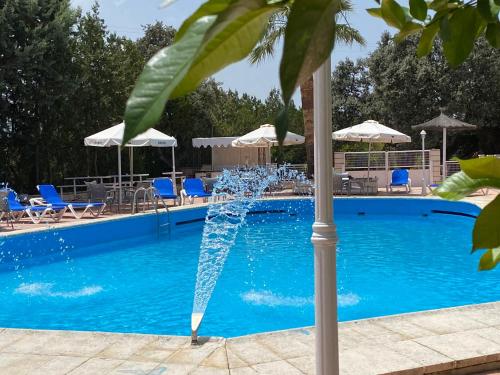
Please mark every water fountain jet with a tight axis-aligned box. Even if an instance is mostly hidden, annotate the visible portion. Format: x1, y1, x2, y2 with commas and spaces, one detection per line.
190, 165, 310, 337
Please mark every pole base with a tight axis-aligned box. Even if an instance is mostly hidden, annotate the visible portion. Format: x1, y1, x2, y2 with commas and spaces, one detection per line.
191, 312, 203, 346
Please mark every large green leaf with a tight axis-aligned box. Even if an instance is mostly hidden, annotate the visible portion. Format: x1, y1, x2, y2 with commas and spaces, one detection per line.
124, 0, 279, 143
409, 0, 427, 21
486, 22, 500, 48
440, 6, 485, 67
434, 171, 500, 200
417, 21, 440, 57
124, 16, 215, 143
479, 247, 500, 271
279, 0, 340, 106
175, 0, 232, 42
172, 0, 278, 96
367, 7, 383, 18
381, 0, 408, 29
395, 21, 423, 42
460, 157, 500, 179
473, 195, 500, 251
478, 0, 500, 22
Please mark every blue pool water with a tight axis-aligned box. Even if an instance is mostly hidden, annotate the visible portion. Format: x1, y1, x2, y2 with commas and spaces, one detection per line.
0, 198, 494, 338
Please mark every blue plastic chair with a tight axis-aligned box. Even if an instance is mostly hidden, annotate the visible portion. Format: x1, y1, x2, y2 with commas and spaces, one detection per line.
37, 184, 105, 219
152, 178, 177, 205
388, 169, 411, 193
182, 178, 211, 205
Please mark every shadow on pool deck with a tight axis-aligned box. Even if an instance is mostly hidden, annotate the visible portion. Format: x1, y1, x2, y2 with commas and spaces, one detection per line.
1, 302, 500, 374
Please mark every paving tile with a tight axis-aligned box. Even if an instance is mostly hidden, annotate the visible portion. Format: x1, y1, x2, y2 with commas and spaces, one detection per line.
383, 340, 454, 373
97, 334, 157, 360
373, 317, 435, 339
107, 359, 160, 374
287, 356, 315, 375
191, 366, 230, 375
229, 367, 258, 375
156, 363, 197, 374
30, 355, 89, 375
251, 360, 304, 374
0, 329, 35, 351
0, 353, 52, 375
201, 346, 229, 368
226, 346, 249, 369
348, 319, 407, 340
415, 331, 500, 367
166, 339, 224, 365
462, 306, 500, 327
340, 343, 422, 375
226, 339, 281, 366
67, 357, 124, 374
473, 327, 500, 345
256, 332, 313, 359
2, 330, 116, 357
405, 311, 488, 335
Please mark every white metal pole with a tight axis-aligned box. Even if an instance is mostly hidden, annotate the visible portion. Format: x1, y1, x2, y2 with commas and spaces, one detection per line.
171, 146, 177, 195
367, 142, 372, 179
312, 57, 339, 375
420, 130, 427, 196
442, 127, 447, 180
117, 146, 122, 207
130, 147, 134, 186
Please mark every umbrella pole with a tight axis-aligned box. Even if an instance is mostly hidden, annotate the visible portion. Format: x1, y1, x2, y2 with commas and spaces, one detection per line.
171, 146, 177, 195
130, 147, 134, 186
117, 146, 122, 209
367, 142, 372, 179
442, 128, 447, 180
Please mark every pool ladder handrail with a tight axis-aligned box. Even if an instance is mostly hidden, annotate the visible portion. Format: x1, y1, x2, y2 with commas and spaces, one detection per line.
132, 187, 172, 237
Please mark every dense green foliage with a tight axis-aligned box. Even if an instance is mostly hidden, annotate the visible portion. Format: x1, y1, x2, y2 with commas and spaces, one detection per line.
331, 34, 500, 155
369, 0, 500, 67
0, 1, 303, 192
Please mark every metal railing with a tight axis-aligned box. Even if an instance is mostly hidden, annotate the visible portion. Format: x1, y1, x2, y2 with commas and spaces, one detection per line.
132, 186, 172, 238
343, 150, 430, 171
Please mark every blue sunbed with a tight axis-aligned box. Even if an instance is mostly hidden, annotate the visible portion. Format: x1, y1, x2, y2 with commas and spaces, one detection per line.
37, 184, 105, 219
181, 178, 211, 205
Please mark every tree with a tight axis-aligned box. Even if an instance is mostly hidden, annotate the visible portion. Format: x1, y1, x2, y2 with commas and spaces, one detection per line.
368, 0, 500, 67
123, 0, 361, 151
369, 0, 500, 270
0, 0, 78, 190
249, 1, 365, 175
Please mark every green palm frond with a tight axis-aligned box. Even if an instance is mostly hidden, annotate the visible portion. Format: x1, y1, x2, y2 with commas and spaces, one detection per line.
250, 0, 364, 65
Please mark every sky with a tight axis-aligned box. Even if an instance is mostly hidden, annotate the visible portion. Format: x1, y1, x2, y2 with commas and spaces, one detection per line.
71, 0, 397, 103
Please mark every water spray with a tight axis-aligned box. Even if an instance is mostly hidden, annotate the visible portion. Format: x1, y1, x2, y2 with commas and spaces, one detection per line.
190, 165, 309, 340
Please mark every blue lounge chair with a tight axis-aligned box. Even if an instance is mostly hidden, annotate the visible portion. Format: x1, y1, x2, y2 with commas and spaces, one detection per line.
181, 178, 211, 205
152, 178, 177, 205
0, 190, 66, 226
37, 184, 105, 219
388, 169, 411, 193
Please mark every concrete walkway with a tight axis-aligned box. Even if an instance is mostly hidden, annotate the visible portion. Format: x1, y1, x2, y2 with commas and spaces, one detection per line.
2, 302, 500, 374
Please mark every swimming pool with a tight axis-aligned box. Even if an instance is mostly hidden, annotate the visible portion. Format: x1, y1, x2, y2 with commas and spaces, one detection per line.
0, 198, 492, 338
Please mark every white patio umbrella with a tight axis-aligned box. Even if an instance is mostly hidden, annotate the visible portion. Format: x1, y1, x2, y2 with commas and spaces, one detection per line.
231, 124, 305, 164
332, 120, 411, 177
84, 122, 177, 205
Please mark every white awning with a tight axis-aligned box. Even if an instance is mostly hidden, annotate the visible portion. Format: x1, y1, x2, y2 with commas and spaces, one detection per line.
192, 137, 238, 148
231, 124, 305, 148
332, 120, 411, 144
84, 123, 177, 148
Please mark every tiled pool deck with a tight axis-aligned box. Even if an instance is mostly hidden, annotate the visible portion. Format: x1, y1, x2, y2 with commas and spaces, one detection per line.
2, 302, 500, 374
1, 192, 499, 374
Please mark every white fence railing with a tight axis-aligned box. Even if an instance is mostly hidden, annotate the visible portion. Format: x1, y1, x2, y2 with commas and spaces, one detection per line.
344, 150, 430, 171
